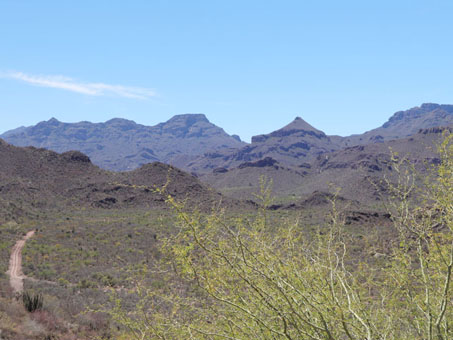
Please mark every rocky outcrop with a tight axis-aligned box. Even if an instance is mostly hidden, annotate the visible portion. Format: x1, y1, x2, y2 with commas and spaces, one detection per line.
238, 157, 279, 169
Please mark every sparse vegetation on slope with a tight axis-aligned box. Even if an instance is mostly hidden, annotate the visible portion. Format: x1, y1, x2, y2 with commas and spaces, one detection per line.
106, 134, 453, 339
0, 115, 451, 339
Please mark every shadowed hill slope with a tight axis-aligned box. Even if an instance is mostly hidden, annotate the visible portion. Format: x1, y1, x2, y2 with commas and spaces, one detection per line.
0, 139, 245, 223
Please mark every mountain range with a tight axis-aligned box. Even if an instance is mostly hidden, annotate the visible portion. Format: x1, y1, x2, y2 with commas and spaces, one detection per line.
1, 114, 244, 171
186, 103, 453, 172
1, 103, 452, 178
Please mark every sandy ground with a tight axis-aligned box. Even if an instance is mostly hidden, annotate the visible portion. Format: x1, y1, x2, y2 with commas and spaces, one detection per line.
7, 230, 35, 294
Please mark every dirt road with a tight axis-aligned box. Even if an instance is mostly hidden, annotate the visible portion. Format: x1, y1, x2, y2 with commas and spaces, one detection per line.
7, 230, 35, 293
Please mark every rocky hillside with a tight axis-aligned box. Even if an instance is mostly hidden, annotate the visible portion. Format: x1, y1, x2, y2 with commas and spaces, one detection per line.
187, 117, 341, 172
342, 103, 453, 146
0, 114, 245, 171
0, 139, 244, 223
188, 103, 453, 173
202, 127, 452, 204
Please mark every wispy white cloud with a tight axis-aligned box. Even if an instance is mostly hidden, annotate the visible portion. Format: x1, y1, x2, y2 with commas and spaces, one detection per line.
0, 71, 156, 99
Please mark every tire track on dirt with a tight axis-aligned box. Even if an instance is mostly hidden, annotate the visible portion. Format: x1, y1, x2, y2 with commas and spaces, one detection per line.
7, 230, 35, 294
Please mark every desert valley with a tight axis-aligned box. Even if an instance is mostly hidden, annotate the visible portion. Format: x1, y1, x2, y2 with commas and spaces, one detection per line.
0, 103, 452, 339
2, 1, 453, 338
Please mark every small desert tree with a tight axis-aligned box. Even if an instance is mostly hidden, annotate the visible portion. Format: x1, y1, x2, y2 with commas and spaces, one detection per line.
107, 134, 453, 340
378, 133, 453, 340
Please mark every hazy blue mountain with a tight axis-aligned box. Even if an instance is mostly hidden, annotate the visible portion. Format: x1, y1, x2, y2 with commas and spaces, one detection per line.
1, 114, 245, 171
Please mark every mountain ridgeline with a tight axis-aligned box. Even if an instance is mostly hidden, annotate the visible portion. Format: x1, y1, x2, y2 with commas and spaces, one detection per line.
1, 114, 245, 171
186, 103, 453, 172
1, 103, 453, 175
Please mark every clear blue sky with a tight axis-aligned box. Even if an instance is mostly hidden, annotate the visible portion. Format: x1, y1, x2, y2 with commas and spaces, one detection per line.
1, 0, 453, 142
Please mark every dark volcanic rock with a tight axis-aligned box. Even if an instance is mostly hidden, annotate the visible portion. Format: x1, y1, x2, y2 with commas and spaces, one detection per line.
238, 157, 279, 169
419, 126, 453, 134
62, 151, 91, 163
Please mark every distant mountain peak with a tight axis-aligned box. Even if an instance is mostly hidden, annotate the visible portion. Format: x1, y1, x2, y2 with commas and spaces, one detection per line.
166, 113, 209, 125
39, 117, 62, 127
105, 118, 140, 131
34, 117, 61, 130
251, 116, 326, 145
418, 103, 453, 112
48, 117, 60, 124
105, 118, 137, 124
280, 116, 321, 133
382, 103, 453, 129
420, 103, 441, 111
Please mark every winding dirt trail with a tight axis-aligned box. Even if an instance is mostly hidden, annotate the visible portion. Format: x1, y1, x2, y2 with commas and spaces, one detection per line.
7, 230, 35, 294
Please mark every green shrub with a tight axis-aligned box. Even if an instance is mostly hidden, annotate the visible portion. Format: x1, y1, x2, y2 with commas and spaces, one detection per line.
77, 279, 97, 289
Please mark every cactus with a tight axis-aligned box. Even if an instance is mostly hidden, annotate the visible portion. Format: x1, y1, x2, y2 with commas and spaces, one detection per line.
22, 291, 43, 312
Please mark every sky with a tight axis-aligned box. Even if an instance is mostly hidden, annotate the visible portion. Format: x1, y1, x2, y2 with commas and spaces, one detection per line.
1, 0, 453, 142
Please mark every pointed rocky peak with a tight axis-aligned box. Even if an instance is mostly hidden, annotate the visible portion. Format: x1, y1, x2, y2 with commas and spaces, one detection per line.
279, 116, 322, 133
252, 116, 326, 143
48, 117, 61, 125
31, 117, 63, 134
35, 117, 61, 128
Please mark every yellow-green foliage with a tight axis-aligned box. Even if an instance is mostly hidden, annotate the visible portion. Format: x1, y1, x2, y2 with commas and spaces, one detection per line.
107, 134, 453, 340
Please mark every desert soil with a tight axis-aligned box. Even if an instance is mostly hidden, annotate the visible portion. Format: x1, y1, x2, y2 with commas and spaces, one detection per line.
7, 230, 35, 293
